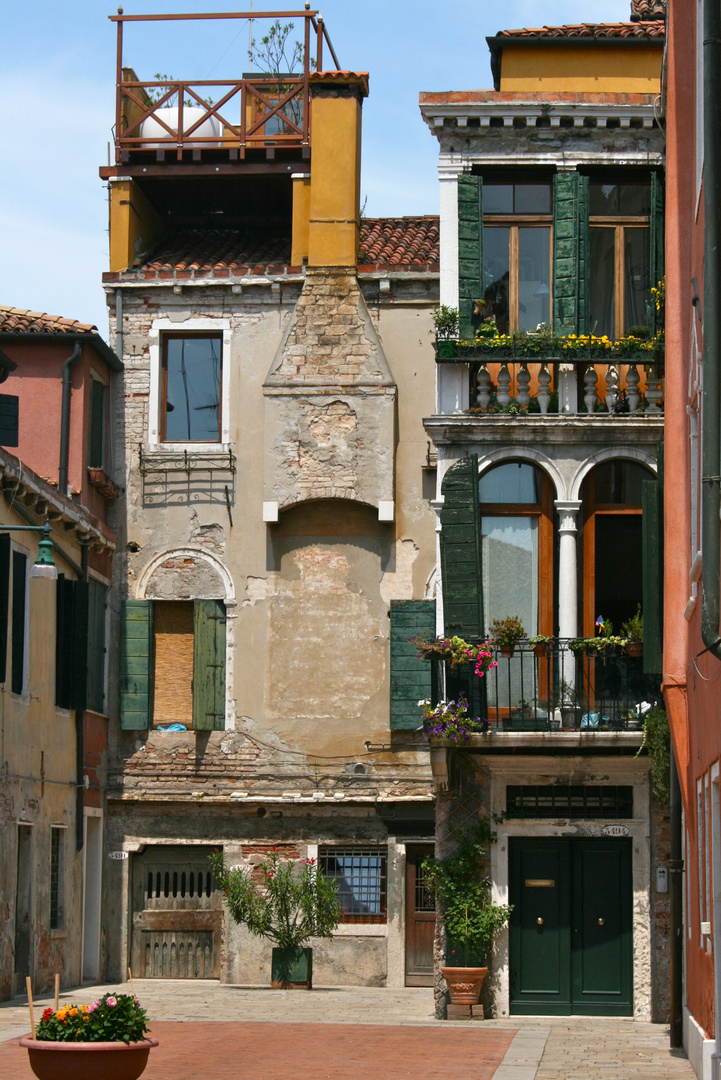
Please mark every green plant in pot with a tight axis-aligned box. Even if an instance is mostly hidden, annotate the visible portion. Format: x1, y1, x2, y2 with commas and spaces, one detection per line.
489, 615, 525, 657
209, 849, 341, 989
528, 633, 551, 658
432, 304, 460, 356
423, 823, 512, 1011
621, 604, 644, 657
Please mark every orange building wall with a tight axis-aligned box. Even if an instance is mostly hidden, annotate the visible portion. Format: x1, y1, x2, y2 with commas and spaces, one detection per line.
665, 0, 721, 1040
499, 43, 663, 94
0, 341, 112, 523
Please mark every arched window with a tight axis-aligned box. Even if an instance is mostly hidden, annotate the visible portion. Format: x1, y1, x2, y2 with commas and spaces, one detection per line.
479, 462, 554, 639
581, 459, 655, 637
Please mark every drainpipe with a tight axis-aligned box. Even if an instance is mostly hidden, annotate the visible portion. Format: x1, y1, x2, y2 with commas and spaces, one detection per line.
669, 740, 683, 1048
76, 541, 88, 853
701, 0, 721, 661
58, 342, 82, 498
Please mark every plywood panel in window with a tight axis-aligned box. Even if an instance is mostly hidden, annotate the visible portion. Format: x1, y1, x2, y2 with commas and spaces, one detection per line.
153, 601, 193, 728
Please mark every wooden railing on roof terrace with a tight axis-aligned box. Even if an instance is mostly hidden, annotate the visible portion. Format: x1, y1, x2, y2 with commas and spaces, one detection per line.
110, 9, 340, 164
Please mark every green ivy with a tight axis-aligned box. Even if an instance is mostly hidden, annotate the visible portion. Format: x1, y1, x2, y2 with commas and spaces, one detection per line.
638, 703, 670, 806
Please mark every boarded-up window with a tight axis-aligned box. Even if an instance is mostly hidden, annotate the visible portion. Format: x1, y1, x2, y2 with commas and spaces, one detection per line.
152, 601, 194, 728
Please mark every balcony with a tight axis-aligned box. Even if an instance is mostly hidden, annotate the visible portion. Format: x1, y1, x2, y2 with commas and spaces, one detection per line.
437, 640, 659, 734
105, 9, 340, 171
435, 338, 664, 417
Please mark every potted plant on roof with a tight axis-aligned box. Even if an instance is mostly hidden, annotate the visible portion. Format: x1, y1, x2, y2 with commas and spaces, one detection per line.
621, 605, 644, 658
489, 615, 525, 658
423, 823, 512, 1013
209, 848, 341, 989
20, 992, 157, 1080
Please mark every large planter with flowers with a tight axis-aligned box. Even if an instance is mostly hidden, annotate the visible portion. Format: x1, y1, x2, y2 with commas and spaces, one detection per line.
210, 848, 341, 989
20, 994, 156, 1080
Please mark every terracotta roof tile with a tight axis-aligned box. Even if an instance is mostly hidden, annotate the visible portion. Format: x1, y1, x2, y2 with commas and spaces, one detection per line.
127, 218, 440, 278
0, 306, 97, 335
630, 0, 666, 21
496, 21, 665, 40
359, 216, 439, 269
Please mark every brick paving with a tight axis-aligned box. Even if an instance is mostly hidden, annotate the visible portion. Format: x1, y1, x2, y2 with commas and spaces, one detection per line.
0, 981, 699, 1080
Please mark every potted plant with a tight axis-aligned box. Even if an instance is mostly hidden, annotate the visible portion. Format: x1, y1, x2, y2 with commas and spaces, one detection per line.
489, 616, 525, 657
432, 304, 460, 356
423, 824, 512, 1011
209, 848, 341, 989
528, 633, 551, 659
412, 636, 497, 679
20, 992, 156, 1080
621, 605, 644, 657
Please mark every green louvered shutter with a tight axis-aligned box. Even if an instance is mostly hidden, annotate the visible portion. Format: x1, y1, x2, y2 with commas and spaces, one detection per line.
441, 454, 483, 638
649, 172, 665, 336
553, 171, 581, 334
389, 600, 436, 730
577, 174, 590, 335
120, 600, 153, 730
458, 174, 483, 340
642, 444, 664, 674
193, 599, 226, 731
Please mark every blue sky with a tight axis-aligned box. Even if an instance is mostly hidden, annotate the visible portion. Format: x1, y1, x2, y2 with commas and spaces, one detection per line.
0, 0, 632, 334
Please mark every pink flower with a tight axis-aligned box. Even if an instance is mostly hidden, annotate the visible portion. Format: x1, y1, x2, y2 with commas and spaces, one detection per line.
106, 996, 117, 1008
88, 1000, 100, 1013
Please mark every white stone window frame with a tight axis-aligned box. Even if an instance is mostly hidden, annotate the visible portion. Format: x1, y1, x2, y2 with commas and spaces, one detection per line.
148, 318, 231, 449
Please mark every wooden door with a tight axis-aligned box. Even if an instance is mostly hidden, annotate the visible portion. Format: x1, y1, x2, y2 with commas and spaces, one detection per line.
131, 846, 222, 979
405, 846, 435, 986
509, 837, 633, 1015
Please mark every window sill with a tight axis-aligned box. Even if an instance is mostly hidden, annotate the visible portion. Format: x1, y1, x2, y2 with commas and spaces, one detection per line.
49, 929, 67, 940
145, 442, 231, 455
332, 923, 388, 937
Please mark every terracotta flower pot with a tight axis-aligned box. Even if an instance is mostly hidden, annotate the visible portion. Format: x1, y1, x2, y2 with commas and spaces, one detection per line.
500, 645, 514, 658
626, 641, 643, 658
441, 965, 488, 1005
19, 1037, 158, 1080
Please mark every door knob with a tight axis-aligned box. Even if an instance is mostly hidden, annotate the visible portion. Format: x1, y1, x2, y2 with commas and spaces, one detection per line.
537, 917, 544, 925
598, 917, 605, 926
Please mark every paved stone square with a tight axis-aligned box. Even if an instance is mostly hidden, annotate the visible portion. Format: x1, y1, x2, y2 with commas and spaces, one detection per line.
0, 981, 698, 1079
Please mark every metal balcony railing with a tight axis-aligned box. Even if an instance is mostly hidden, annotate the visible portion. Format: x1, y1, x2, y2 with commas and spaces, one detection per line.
438, 639, 659, 732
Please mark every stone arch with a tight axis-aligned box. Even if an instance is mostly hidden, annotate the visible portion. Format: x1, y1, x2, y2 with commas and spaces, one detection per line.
476, 447, 566, 501
136, 547, 235, 602
568, 447, 657, 502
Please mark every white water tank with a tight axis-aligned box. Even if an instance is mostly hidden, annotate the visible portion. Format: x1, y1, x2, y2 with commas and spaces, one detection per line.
140, 106, 222, 147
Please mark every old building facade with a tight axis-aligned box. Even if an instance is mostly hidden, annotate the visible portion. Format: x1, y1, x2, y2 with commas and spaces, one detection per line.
418, 0, 669, 1020
100, 11, 440, 988
0, 307, 119, 999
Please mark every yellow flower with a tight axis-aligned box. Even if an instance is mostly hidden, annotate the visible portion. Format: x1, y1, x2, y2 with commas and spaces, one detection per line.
69, 1008, 78, 1017
83, 1016, 90, 1022
81, 1005, 89, 1014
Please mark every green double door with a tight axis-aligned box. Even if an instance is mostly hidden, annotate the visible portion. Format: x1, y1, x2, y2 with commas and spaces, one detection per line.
509, 837, 633, 1015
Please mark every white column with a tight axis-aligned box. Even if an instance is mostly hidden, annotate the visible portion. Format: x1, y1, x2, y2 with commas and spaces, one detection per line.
437, 156, 468, 415
555, 501, 582, 640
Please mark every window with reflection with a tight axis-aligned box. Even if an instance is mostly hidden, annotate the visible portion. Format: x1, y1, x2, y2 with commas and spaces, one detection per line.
481, 180, 552, 335
161, 334, 222, 442
587, 177, 651, 339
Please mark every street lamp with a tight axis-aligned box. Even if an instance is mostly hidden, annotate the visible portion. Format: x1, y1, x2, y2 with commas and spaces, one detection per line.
2, 521, 58, 580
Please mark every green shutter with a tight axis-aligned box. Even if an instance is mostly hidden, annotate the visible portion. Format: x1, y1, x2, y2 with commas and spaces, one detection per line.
440, 454, 483, 638
0, 533, 10, 685
577, 174, 590, 335
553, 171, 581, 334
390, 599, 436, 731
120, 600, 153, 730
72, 580, 89, 712
193, 599, 226, 731
642, 445, 664, 674
458, 173, 483, 339
650, 172, 665, 335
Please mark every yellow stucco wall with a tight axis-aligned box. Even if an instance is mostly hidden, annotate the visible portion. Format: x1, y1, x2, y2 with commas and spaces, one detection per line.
307, 95, 362, 268
109, 180, 164, 273
500, 44, 663, 93
291, 174, 311, 267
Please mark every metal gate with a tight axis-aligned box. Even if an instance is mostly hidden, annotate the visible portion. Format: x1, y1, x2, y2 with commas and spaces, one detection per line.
131, 846, 222, 979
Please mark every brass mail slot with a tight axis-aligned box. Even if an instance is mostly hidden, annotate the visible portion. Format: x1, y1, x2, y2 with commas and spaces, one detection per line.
525, 879, 555, 888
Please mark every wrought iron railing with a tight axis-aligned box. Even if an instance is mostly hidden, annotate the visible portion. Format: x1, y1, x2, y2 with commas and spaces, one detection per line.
437, 640, 659, 732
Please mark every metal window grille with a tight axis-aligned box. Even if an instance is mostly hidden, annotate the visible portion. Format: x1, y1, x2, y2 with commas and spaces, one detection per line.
319, 847, 388, 924
145, 869, 214, 902
506, 785, 634, 819
50, 828, 64, 930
